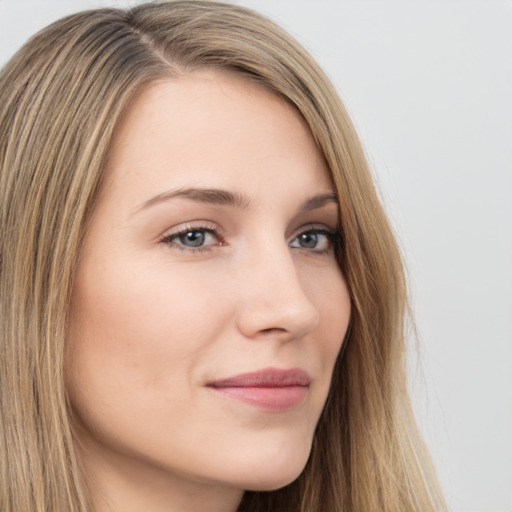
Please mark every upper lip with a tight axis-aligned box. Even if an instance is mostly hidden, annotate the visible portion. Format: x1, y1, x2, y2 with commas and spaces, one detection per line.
207, 367, 311, 388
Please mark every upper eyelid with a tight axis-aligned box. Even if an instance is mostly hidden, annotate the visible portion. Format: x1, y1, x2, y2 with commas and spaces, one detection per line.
289, 223, 338, 238
160, 222, 221, 240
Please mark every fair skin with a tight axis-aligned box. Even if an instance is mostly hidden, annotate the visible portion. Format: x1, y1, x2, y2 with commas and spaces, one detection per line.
66, 71, 351, 512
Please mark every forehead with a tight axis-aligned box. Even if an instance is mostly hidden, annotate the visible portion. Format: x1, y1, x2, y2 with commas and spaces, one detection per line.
100, 70, 333, 211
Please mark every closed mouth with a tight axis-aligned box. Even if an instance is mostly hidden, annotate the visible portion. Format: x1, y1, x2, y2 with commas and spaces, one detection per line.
206, 367, 310, 410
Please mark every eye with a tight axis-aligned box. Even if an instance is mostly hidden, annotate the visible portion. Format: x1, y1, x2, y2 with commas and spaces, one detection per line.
289, 228, 337, 253
160, 225, 222, 252
175, 230, 211, 247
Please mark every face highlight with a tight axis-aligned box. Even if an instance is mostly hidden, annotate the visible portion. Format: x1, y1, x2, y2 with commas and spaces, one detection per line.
66, 71, 351, 511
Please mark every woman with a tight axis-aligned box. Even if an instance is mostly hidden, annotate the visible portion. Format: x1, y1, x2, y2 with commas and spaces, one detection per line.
0, 1, 447, 511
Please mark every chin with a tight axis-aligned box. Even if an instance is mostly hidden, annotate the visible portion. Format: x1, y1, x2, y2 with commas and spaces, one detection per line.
234, 450, 310, 492
242, 468, 305, 492
244, 474, 302, 492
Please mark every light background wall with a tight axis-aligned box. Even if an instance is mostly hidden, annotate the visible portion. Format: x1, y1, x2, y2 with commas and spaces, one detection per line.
1, 1, 511, 511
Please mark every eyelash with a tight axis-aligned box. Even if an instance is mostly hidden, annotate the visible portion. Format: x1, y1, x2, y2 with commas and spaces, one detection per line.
159, 223, 341, 255
159, 223, 222, 254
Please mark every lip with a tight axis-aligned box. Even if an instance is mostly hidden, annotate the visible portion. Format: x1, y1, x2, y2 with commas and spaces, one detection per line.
206, 367, 310, 411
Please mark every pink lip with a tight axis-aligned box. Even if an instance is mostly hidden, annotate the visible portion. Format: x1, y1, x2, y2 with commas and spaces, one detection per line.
207, 368, 310, 411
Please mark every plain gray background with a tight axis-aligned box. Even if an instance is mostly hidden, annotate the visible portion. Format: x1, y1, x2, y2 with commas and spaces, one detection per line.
1, 1, 511, 511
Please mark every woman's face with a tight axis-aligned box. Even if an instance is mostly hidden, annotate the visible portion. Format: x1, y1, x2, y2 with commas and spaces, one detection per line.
66, 71, 351, 508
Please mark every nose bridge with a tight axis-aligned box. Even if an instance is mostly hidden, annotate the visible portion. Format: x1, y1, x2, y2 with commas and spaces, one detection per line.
235, 237, 320, 339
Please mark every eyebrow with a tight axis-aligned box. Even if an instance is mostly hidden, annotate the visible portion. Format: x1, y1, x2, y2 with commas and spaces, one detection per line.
138, 187, 251, 212
137, 187, 338, 214
297, 192, 339, 215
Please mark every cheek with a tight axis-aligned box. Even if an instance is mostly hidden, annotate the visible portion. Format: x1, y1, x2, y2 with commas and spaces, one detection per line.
65, 255, 232, 414
327, 277, 351, 350
308, 265, 351, 344
314, 274, 351, 391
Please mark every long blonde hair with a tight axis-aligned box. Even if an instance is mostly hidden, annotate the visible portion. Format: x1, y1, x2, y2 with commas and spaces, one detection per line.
0, 2, 447, 511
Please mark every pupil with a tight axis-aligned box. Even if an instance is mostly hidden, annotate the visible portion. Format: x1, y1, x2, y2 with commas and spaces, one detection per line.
300, 233, 317, 248
181, 231, 205, 247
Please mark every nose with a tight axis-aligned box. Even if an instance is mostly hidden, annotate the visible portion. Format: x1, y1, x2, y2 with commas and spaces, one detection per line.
235, 244, 320, 342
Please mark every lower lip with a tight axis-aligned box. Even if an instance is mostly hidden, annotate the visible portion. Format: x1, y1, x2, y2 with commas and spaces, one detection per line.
209, 385, 308, 411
